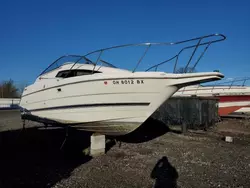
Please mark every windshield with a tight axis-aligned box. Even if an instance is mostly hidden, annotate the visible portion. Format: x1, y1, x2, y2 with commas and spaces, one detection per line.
39, 55, 117, 76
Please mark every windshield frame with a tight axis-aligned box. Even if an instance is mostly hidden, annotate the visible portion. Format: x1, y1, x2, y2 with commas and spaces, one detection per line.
39, 55, 116, 76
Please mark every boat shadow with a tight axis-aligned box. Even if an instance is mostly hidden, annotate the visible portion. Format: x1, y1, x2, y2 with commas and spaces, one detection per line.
0, 127, 93, 188
115, 118, 178, 143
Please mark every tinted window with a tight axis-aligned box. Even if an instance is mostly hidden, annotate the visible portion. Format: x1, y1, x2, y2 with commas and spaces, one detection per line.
56, 70, 101, 78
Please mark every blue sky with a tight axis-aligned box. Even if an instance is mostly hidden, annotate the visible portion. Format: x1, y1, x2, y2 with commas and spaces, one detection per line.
0, 0, 249, 86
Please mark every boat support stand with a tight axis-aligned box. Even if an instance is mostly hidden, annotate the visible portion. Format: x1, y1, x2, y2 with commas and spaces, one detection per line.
60, 125, 69, 150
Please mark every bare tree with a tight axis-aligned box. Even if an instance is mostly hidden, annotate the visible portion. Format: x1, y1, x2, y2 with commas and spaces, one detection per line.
16, 82, 28, 97
0, 79, 20, 98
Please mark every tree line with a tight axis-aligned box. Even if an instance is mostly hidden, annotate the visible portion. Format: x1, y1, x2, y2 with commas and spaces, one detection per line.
0, 79, 25, 98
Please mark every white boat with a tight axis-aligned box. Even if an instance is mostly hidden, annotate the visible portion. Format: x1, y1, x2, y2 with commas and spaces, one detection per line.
173, 77, 250, 115
20, 34, 226, 135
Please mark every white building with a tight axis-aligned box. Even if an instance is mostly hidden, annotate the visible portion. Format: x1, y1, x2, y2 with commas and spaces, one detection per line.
0, 98, 20, 109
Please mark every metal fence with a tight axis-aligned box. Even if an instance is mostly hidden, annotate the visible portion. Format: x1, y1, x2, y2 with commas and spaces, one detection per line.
152, 96, 219, 130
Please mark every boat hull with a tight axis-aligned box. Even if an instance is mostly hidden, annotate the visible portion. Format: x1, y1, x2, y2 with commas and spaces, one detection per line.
20, 72, 223, 135
20, 76, 179, 135
174, 86, 250, 116
218, 95, 250, 115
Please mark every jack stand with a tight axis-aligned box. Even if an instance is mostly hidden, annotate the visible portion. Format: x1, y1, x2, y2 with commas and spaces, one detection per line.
22, 119, 26, 130
16, 119, 26, 141
60, 126, 69, 150
44, 123, 48, 129
114, 139, 122, 148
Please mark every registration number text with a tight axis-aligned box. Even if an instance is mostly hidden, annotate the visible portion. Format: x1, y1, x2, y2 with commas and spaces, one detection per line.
112, 79, 144, 85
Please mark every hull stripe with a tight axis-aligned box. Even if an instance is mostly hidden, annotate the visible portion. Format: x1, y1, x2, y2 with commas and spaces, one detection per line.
27, 102, 150, 112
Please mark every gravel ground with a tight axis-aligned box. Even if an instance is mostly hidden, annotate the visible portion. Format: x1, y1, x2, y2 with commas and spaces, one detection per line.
0, 110, 250, 188
0, 110, 40, 131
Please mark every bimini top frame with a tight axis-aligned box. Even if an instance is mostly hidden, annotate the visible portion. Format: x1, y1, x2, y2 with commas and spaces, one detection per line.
39, 33, 226, 76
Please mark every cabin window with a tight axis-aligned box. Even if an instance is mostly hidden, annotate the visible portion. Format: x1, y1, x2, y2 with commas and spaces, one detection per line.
55, 70, 101, 78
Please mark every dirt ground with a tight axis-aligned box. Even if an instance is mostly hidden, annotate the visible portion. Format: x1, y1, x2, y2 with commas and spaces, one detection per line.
0, 110, 250, 188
